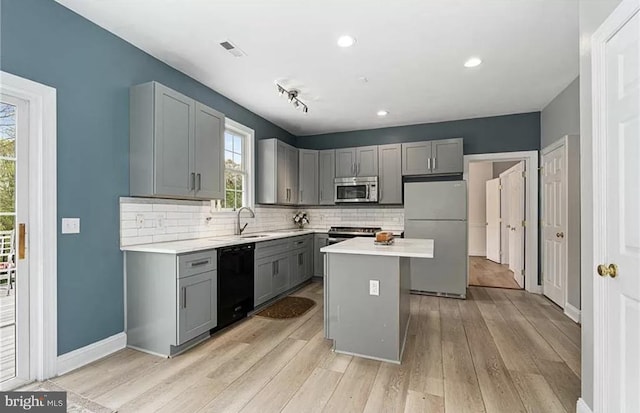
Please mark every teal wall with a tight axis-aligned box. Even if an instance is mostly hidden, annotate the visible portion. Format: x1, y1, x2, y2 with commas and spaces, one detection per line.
297, 112, 541, 153
0, 0, 295, 354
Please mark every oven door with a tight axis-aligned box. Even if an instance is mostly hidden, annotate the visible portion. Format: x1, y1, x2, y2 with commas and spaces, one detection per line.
328, 237, 349, 245
335, 183, 371, 203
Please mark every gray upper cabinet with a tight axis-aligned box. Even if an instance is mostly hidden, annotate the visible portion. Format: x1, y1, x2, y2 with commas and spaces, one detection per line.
335, 146, 379, 177
378, 144, 402, 204
401, 138, 463, 176
194, 102, 225, 199
431, 138, 463, 175
298, 149, 319, 205
401, 141, 432, 176
335, 148, 356, 178
356, 146, 379, 176
258, 138, 299, 205
130, 81, 225, 200
318, 150, 335, 205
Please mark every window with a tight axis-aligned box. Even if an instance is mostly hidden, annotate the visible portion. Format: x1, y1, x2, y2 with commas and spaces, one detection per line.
222, 119, 253, 210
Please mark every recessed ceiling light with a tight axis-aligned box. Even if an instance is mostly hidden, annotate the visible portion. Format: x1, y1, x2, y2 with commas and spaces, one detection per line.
464, 57, 482, 68
337, 35, 356, 48
377, 110, 389, 117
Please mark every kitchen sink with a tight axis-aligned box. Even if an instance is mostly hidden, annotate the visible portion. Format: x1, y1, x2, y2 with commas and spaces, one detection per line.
240, 234, 271, 239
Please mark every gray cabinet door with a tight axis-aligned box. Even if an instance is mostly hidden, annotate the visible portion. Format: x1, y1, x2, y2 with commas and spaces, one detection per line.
154, 83, 195, 197
291, 246, 313, 286
432, 138, 463, 175
276, 141, 289, 204
356, 145, 379, 176
318, 150, 335, 205
314, 234, 328, 277
378, 144, 402, 204
335, 148, 356, 177
177, 270, 217, 344
287, 146, 300, 204
255, 256, 274, 306
194, 102, 225, 199
298, 149, 319, 205
272, 253, 290, 295
401, 141, 432, 176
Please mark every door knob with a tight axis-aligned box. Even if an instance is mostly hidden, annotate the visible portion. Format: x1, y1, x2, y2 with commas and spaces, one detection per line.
558, 232, 564, 238
597, 263, 618, 278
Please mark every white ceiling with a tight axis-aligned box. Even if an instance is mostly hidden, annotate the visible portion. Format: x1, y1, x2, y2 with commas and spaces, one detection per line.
56, 0, 579, 136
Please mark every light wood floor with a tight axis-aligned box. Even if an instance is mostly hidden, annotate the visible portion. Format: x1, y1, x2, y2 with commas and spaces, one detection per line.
0, 288, 15, 383
469, 256, 522, 289
45, 282, 580, 413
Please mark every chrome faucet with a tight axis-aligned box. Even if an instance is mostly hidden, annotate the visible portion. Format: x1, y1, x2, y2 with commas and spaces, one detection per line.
235, 206, 255, 235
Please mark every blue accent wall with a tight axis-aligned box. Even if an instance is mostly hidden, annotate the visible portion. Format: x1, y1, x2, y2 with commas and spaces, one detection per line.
0, 0, 295, 354
297, 112, 541, 154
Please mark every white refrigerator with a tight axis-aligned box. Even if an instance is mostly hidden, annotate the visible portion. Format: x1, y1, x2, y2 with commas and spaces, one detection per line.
404, 181, 468, 298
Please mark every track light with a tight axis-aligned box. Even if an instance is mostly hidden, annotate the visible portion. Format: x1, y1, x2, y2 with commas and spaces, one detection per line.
275, 83, 309, 114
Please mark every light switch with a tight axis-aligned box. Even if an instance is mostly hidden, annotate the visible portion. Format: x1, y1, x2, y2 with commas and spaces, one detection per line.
369, 280, 380, 296
61, 218, 80, 234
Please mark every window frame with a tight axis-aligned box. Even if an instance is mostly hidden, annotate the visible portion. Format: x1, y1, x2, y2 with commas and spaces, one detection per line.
218, 118, 254, 212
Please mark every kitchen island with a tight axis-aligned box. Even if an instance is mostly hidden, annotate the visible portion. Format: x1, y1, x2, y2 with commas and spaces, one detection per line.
321, 237, 434, 364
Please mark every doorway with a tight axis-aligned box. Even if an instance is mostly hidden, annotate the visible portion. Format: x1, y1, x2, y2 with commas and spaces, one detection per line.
467, 160, 525, 289
464, 151, 539, 294
0, 94, 29, 388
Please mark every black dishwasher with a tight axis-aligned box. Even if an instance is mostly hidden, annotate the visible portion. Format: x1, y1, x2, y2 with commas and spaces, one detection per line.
216, 243, 255, 330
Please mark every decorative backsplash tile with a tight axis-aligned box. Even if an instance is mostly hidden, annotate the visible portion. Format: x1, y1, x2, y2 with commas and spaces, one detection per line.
120, 197, 405, 247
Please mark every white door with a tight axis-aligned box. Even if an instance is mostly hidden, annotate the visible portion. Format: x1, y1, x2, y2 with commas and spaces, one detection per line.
500, 176, 510, 264
593, 1, 640, 411
541, 143, 566, 307
485, 178, 501, 263
506, 163, 525, 287
0, 93, 29, 389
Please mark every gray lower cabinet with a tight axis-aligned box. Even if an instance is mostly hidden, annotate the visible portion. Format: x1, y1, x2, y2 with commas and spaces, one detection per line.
254, 235, 313, 307
258, 138, 299, 205
401, 138, 463, 176
130, 81, 225, 200
318, 150, 335, 204
378, 144, 402, 204
314, 234, 329, 277
125, 249, 217, 357
298, 149, 319, 205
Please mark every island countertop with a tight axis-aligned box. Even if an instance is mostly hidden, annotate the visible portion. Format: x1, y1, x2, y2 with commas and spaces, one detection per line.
321, 237, 434, 258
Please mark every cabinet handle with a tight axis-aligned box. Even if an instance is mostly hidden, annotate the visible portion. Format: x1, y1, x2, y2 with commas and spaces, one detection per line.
300, 189, 303, 202
433, 157, 437, 170
357, 163, 360, 175
182, 287, 187, 309
427, 157, 431, 170
299, 253, 303, 265
190, 172, 196, 190
197, 173, 202, 191
189, 260, 209, 267
272, 261, 276, 276
320, 189, 323, 200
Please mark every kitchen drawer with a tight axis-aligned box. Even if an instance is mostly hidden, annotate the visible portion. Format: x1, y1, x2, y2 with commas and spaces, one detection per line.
289, 235, 312, 250
255, 239, 290, 260
178, 250, 216, 278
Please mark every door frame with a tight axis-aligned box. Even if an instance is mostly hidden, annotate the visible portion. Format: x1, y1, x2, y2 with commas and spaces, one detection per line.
592, 1, 640, 411
463, 151, 540, 294
0, 71, 57, 384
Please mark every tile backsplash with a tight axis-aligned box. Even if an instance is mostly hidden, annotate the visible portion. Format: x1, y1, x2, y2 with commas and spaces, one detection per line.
120, 197, 404, 247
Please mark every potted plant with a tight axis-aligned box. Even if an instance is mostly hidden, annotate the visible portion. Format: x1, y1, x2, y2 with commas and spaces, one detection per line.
293, 211, 310, 229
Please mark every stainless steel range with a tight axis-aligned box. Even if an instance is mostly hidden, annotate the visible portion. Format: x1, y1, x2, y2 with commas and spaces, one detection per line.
327, 226, 382, 245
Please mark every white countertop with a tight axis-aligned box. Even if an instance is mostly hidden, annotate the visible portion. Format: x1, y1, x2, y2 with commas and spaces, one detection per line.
321, 237, 434, 258
120, 228, 322, 254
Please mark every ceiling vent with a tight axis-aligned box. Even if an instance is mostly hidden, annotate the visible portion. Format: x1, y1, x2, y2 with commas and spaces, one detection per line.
219, 40, 246, 57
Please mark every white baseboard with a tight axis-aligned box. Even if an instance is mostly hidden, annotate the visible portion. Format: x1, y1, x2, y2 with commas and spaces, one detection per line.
56, 332, 126, 376
577, 398, 593, 413
565, 303, 581, 323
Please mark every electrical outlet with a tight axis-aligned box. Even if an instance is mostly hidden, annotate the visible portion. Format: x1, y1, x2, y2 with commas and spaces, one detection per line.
369, 280, 380, 296
61, 218, 80, 234
135, 214, 144, 229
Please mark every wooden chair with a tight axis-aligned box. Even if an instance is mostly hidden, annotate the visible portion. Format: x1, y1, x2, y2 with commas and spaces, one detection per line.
0, 230, 15, 295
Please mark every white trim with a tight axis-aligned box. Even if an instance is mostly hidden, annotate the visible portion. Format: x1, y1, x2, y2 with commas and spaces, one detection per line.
564, 302, 581, 324
56, 332, 127, 376
463, 151, 539, 294
0, 71, 57, 381
577, 398, 593, 413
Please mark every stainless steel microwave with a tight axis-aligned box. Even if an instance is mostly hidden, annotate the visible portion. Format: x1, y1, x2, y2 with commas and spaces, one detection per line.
334, 176, 378, 203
